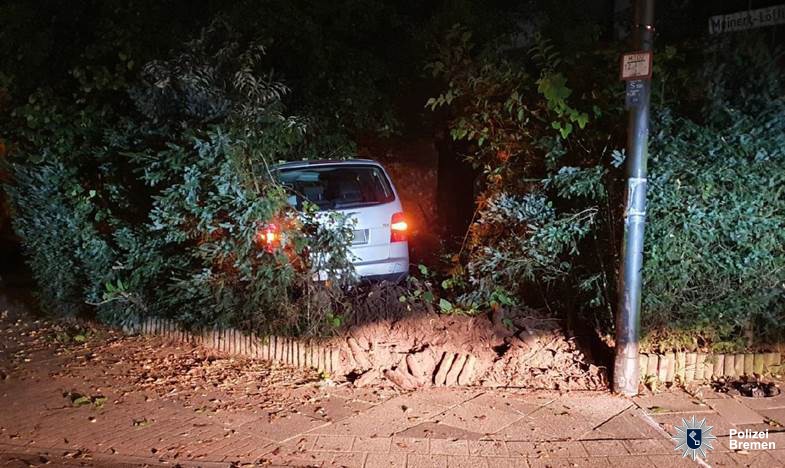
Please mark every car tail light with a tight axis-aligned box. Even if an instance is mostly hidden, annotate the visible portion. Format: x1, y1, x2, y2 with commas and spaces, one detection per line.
390, 212, 408, 242
257, 223, 280, 252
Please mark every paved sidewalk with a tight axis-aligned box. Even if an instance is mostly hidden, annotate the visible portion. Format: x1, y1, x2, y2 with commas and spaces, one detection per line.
635, 385, 785, 467
1, 309, 784, 467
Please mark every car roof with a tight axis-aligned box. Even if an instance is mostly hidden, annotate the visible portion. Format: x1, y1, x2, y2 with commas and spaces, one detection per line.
273, 159, 382, 170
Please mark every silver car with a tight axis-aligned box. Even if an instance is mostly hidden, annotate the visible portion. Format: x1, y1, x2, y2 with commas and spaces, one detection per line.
274, 159, 409, 282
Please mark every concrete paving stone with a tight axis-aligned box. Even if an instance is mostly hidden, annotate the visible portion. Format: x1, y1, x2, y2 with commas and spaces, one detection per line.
634, 391, 713, 414
527, 456, 609, 468
756, 408, 785, 426
196, 432, 252, 457
620, 438, 673, 456
326, 386, 396, 406
704, 451, 745, 467
716, 436, 738, 451
330, 451, 368, 467
260, 446, 313, 464
21, 428, 70, 449
429, 438, 469, 456
395, 422, 484, 440
733, 392, 785, 411
767, 449, 785, 463
446, 455, 490, 468
191, 429, 234, 449
509, 441, 592, 459
752, 428, 785, 447
364, 452, 407, 468
498, 409, 596, 442
513, 394, 631, 442
468, 392, 553, 416
242, 412, 329, 442
352, 436, 392, 453
391, 437, 429, 454
261, 450, 331, 466
646, 454, 696, 468
591, 408, 665, 440
172, 420, 220, 439
303, 397, 375, 423
105, 429, 176, 455
650, 412, 734, 437
532, 441, 590, 458
312, 403, 440, 438
313, 414, 414, 438
433, 400, 525, 436
217, 436, 263, 461
726, 449, 781, 467
97, 419, 170, 446
733, 422, 779, 434
386, 393, 462, 419
605, 455, 657, 467
706, 399, 765, 425
410, 389, 483, 409
581, 440, 630, 456
406, 453, 448, 468
467, 439, 508, 457
506, 441, 541, 457
313, 435, 356, 452
243, 440, 278, 461
694, 387, 734, 400
272, 434, 319, 453
552, 394, 633, 425
477, 457, 529, 468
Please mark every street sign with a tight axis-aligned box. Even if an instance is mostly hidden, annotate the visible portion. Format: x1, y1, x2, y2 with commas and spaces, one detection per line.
709, 4, 785, 34
620, 51, 653, 81
625, 80, 645, 109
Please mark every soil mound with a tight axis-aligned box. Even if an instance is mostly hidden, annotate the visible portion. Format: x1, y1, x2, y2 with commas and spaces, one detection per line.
333, 305, 606, 391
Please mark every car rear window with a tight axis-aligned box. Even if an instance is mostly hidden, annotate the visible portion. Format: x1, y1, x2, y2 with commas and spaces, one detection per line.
276, 164, 395, 210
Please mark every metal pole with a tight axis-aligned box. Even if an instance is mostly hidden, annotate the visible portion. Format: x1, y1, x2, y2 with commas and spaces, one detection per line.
613, 0, 655, 396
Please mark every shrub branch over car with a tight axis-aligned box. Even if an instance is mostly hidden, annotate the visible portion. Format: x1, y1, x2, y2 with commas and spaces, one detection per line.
5, 21, 354, 335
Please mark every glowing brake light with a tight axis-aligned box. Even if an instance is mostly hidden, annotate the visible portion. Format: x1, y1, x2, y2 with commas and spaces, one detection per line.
257, 223, 280, 252
390, 212, 407, 242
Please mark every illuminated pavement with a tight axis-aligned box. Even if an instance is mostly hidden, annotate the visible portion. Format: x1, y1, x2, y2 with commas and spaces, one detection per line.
1, 307, 783, 466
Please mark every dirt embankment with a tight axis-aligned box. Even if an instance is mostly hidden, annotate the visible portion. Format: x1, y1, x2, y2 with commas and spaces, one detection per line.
332, 304, 607, 391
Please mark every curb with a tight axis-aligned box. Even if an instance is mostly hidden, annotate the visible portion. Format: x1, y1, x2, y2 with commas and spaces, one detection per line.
127, 317, 340, 374
129, 317, 784, 384
638, 351, 782, 384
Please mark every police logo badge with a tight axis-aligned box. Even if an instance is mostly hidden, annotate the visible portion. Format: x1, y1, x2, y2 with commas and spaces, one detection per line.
673, 416, 716, 460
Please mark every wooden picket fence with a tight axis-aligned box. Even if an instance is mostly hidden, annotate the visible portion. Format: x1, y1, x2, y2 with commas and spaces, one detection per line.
129, 317, 785, 384
639, 351, 783, 384
129, 317, 342, 373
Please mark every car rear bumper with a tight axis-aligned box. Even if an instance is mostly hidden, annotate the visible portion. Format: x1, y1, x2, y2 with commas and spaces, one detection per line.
359, 272, 408, 283
352, 242, 408, 281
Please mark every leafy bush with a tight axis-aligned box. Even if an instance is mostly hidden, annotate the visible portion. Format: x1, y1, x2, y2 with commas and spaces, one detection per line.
428, 25, 785, 351
643, 93, 785, 351
427, 27, 620, 317
5, 22, 354, 335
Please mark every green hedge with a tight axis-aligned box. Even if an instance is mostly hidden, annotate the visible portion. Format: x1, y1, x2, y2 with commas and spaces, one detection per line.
4, 23, 354, 335
428, 28, 785, 351
643, 105, 785, 351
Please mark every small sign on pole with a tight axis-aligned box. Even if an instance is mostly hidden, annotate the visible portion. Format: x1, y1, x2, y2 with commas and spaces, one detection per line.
625, 79, 646, 109
620, 51, 653, 81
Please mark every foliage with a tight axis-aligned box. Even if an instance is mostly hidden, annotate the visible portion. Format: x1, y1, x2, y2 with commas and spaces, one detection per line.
427, 26, 621, 317
642, 73, 785, 350
428, 24, 785, 351
4, 22, 354, 335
